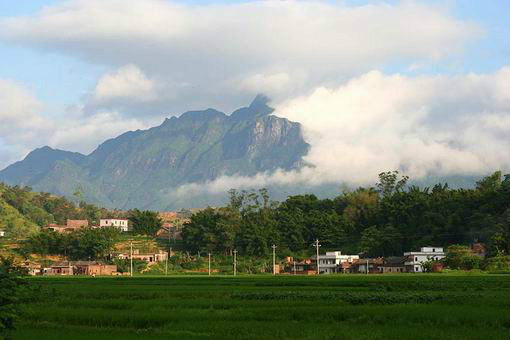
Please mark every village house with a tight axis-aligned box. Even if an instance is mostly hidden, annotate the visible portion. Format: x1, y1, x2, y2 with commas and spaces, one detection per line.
44, 219, 89, 233
48, 261, 117, 276
471, 243, 487, 257
380, 257, 406, 273
312, 251, 360, 274
283, 257, 313, 275
45, 223, 65, 232
66, 219, 88, 230
20, 260, 42, 275
49, 261, 74, 275
350, 258, 384, 273
118, 249, 168, 265
404, 246, 445, 272
99, 218, 129, 232
0, 230, 5, 237
73, 261, 118, 276
289, 258, 316, 275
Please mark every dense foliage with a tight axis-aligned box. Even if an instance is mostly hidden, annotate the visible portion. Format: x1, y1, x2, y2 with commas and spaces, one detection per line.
128, 209, 162, 236
21, 227, 121, 261
0, 257, 31, 339
443, 245, 483, 270
0, 183, 115, 238
183, 171, 510, 257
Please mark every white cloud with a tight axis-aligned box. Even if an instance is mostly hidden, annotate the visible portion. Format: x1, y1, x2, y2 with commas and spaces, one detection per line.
0, 79, 150, 169
0, 79, 48, 131
275, 67, 510, 182
239, 72, 292, 96
48, 108, 152, 153
1, 0, 506, 201
0, 79, 52, 166
0, 0, 481, 113
168, 66, 510, 198
93, 64, 156, 103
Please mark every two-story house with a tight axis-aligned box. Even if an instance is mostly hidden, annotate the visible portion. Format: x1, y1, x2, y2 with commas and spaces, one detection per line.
100, 218, 129, 232
312, 251, 360, 274
404, 246, 445, 272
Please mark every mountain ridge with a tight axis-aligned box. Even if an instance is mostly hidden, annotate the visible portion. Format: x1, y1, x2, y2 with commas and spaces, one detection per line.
0, 97, 310, 209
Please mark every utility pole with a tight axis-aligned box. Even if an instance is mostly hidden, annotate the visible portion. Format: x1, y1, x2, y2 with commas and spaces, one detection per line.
366, 259, 369, 275
166, 226, 171, 276
272, 245, 277, 275
130, 240, 133, 277
208, 253, 211, 276
314, 239, 321, 275
233, 249, 237, 276
165, 250, 168, 276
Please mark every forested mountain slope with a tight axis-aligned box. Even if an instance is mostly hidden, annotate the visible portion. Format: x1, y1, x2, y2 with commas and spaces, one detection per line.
0, 96, 309, 209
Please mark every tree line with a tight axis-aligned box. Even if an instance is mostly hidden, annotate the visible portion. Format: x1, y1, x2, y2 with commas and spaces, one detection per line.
0, 182, 123, 238
182, 171, 510, 258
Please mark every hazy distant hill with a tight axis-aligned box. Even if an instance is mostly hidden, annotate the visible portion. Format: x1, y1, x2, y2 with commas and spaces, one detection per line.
0, 96, 310, 209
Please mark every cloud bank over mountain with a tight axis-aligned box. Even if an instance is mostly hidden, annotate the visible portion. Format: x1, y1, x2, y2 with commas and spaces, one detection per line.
0, 0, 508, 204
166, 67, 510, 200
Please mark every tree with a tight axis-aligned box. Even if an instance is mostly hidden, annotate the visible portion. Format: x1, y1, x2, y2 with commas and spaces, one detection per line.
178, 171, 510, 261
128, 209, 162, 236
360, 225, 402, 257
376, 171, 409, 198
22, 227, 120, 261
0, 257, 31, 339
182, 208, 219, 253
443, 245, 481, 270
65, 227, 121, 260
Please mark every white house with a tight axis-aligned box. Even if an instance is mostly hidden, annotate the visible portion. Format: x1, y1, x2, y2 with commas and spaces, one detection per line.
117, 249, 168, 264
99, 219, 129, 232
0, 230, 5, 237
404, 247, 445, 272
313, 251, 359, 274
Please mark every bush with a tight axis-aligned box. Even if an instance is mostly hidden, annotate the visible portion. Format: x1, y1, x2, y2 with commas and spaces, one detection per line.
113, 259, 147, 274
0, 257, 31, 339
485, 256, 510, 272
444, 245, 482, 270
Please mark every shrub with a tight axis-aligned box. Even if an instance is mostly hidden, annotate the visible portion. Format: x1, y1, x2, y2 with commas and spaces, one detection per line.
485, 255, 510, 272
444, 245, 482, 270
0, 257, 31, 339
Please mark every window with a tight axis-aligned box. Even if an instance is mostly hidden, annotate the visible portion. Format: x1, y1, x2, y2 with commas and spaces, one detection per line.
415, 257, 418, 261
433, 248, 435, 252
415, 266, 419, 272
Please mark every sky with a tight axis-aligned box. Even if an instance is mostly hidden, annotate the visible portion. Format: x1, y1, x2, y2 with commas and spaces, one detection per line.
0, 0, 509, 189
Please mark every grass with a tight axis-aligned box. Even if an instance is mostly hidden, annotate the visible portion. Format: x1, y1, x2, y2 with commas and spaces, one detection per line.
11, 274, 510, 340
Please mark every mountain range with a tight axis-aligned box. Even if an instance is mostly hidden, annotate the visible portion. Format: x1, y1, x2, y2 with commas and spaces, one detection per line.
0, 96, 310, 210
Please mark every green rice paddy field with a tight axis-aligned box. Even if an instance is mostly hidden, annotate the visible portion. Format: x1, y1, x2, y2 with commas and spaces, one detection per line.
12, 274, 510, 340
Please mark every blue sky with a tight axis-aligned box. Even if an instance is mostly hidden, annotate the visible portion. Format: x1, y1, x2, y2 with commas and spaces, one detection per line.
0, 1, 508, 113
0, 0, 509, 184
